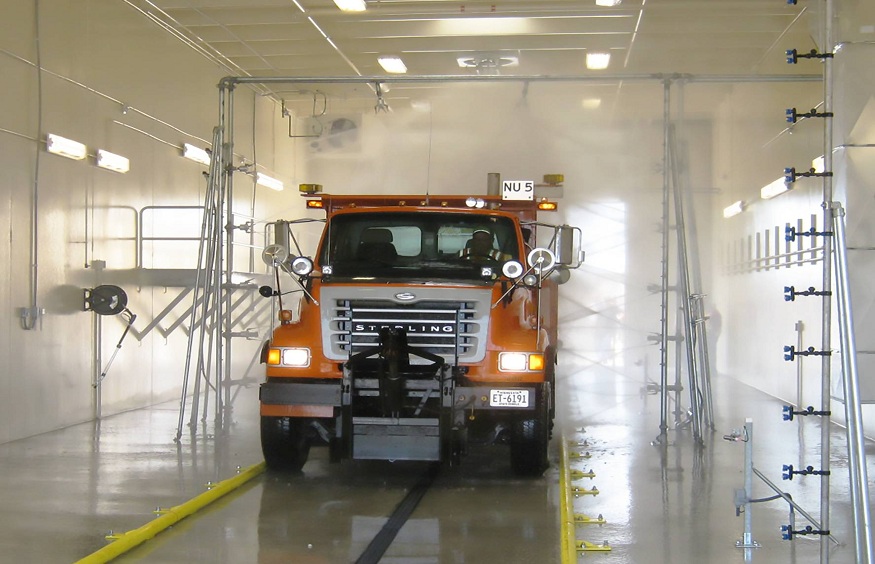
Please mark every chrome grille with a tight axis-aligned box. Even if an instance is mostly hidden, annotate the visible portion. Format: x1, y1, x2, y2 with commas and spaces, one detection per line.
320, 286, 491, 364
335, 300, 476, 358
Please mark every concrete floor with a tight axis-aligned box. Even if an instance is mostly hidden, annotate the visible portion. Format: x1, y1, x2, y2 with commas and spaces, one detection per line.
0, 357, 869, 563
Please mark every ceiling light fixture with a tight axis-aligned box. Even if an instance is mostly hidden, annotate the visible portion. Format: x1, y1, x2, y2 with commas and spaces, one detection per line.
378, 55, 407, 74
96, 149, 130, 173
595, 0, 622, 6
761, 177, 791, 200
586, 52, 611, 70
334, 0, 366, 11
182, 143, 211, 166
457, 55, 519, 69
46, 133, 87, 160
722, 200, 745, 218
256, 172, 284, 191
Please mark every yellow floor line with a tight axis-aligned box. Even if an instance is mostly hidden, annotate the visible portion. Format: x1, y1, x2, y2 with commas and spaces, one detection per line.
559, 435, 578, 563
74, 461, 266, 564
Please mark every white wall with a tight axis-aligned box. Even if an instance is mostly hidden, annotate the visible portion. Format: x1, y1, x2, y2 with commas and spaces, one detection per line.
0, 0, 296, 443
711, 6, 875, 436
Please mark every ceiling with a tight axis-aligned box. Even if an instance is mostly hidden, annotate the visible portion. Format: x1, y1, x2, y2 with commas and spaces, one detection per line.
125, 0, 822, 110
129, 0, 820, 76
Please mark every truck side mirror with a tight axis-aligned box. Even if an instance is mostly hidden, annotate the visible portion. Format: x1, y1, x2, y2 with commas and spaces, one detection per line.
555, 225, 583, 268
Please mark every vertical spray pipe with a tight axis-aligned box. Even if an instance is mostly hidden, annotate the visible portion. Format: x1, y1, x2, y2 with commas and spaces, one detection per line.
222, 83, 237, 419
659, 80, 671, 437
820, 2, 834, 562
832, 206, 874, 563
670, 125, 703, 445
742, 419, 754, 548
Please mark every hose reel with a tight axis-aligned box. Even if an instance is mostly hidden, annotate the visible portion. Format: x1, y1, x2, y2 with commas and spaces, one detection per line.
84, 285, 137, 386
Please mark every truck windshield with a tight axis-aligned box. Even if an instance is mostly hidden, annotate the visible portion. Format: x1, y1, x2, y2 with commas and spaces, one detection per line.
318, 211, 520, 280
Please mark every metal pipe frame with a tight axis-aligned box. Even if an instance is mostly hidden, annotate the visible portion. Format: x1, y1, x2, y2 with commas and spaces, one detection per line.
205, 71, 822, 446
820, 2, 835, 561
658, 80, 671, 440
670, 124, 704, 446
831, 204, 874, 563
220, 73, 821, 88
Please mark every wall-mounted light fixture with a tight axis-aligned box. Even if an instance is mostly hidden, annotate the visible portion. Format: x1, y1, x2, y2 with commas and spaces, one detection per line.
46, 133, 87, 160
256, 172, 284, 191
722, 200, 745, 218
334, 0, 366, 11
586, 52, 611, 70
182, 143, 211, 166
761, 177, 791, 200
378, 55, 407, 74
581, 98, 602, 110
96, 149, 130, 173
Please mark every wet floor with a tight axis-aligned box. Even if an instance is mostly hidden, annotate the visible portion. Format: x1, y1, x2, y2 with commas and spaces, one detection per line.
0, 357, 868, 563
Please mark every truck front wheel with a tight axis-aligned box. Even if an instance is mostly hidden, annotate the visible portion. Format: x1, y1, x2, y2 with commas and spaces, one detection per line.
509, 392, 550, 477
261, 416, 311, 472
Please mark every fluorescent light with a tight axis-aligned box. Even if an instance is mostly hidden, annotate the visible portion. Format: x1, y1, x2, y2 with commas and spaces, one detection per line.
96, 149, 130, 173
378, 55, 407, 74
182, 143, 211, 166
46, 133, 87, 160
333, 0, 366, 11
586, 52, 611, 70
722, 200, 744, 218
256, 172, 284, 191
582, 98, 602, 110
410, 100, 431, 113
436, 17, 531, 36
596, 0, 622, 6
761, 177, 791, 200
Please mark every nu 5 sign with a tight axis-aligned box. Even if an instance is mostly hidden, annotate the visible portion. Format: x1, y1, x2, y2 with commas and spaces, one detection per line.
502, 180, 534, 201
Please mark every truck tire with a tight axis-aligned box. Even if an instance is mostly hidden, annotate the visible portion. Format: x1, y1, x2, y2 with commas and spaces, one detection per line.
261, 416, 311, 472
509, 392, 550, 477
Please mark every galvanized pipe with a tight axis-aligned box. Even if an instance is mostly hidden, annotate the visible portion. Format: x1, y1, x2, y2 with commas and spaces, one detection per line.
832, 204, 874, 563
221, 73, 821, 87
737, 418, 758, 549
820, 1, 835, 561
658, 80, 671, 438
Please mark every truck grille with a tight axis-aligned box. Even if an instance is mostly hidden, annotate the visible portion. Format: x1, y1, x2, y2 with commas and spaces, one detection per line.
320, 287, 490, 364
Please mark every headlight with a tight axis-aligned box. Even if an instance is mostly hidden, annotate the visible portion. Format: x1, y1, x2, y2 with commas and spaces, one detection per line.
268, 347, 310, 367
498, 352, 545, 372
502, 260, 524, 279
282, 348, 310, 367
291, 256, 314, 276
498, 352, 527, 371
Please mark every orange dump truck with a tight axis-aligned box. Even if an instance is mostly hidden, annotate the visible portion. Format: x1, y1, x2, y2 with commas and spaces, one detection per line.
258, 184, 582, 476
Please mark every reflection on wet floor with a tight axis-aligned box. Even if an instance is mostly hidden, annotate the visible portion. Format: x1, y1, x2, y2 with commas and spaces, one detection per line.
0, 355, 869, 563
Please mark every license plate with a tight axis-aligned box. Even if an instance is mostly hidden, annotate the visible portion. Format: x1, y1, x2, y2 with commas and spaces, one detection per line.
490, 389, 529, 408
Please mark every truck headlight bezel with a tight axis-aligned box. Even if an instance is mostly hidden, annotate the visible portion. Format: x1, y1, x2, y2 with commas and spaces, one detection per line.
281, 347, 311, 367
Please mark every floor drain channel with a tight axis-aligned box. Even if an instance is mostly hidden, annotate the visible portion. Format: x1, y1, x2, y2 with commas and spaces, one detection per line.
354, 463, 440, 564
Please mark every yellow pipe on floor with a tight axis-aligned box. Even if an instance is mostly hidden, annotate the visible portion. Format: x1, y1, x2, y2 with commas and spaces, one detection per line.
559, 436, 578, 564
75, 461, 266, 564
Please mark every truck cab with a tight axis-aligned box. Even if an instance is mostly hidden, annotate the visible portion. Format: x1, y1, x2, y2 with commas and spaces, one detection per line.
259, 189, 582, 476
